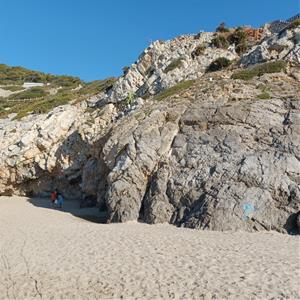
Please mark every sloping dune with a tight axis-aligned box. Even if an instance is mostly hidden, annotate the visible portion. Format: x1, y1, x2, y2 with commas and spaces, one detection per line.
0, 196, 299, 300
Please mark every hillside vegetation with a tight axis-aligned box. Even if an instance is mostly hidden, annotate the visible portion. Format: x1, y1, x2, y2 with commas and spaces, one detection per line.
0, 64, 116, 119
0, 64, 81, 86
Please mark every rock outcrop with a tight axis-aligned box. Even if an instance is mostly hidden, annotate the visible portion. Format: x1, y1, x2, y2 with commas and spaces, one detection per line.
0, 103, 117, 198
0, 22, 299, 233
241, 26, 300, 66
102, 73, 300, 232
101, 33, 238, 104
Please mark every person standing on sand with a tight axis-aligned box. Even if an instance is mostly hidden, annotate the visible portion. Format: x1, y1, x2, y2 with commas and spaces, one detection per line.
50, 189, 57, 207
57, 192, 64, 209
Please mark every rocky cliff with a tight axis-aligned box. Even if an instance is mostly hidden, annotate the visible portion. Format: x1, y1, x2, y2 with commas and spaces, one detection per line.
0, 22, 299, 233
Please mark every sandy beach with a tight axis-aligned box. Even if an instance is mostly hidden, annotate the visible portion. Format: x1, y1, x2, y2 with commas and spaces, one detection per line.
0, 196, 299, 300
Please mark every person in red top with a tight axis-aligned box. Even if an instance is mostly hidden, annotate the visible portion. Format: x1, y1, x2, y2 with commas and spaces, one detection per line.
50, 189, 57, 207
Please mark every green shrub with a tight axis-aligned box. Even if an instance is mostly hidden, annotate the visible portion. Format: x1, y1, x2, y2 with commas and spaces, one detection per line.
258, 92, 271, 99
9, 87, 47, 100
207, 57, 232, 72
231, 60, 287, 80
154, 80, 195, 101
164, 58, 183, 73
216, 22, 230, 33
227, 27, 247, 45
211, 35, 229, 49
257, 83, 271, 94
125, 92, 134, 106
227, 27, 248, 55
291, 19, 300, 28
192, 44, 206, 58
79, 78, 116, 96
122, 66, 130, 75
194, 32, 202, 39
235, 41, 248, 55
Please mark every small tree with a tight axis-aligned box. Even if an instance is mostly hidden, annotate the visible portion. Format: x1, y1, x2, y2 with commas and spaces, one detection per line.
207, 57, 232, 72
227, 27, 248, 55
191, 44, 206, 59
211, 35, 229, 49
216, 22, 230, 33
122, 66, 130, 75
291, 19, 300, 28
236, 41, 248, 55
125, 92, 134, 106
227, 27, 247, 45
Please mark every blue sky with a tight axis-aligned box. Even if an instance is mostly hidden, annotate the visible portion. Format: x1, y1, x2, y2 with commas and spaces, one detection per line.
0, 0, 299, 81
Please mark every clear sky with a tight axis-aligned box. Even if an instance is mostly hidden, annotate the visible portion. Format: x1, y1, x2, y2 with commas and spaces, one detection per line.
0, 0, 299, 81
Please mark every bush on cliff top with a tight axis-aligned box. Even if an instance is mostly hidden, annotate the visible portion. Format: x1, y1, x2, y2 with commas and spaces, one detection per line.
227, 27, 249, 55
290, 19, 300, 28
232, 60, 287, 80
211, 35, 229, 49
216, 22, 230, 33
227, 27, 247, 45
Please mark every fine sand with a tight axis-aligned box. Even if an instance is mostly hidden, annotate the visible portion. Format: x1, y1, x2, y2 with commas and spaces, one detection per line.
0, 196, 299, 300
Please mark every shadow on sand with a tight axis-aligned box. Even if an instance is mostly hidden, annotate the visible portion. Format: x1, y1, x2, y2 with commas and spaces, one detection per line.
28, 197, 108, 224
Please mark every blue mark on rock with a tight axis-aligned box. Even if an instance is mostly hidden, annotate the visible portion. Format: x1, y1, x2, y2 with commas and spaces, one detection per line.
242, 203, 256, 221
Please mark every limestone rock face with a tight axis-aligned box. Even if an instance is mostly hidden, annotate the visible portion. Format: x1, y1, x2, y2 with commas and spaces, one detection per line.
100, 76, 300, 231
97, 73, 299, 232
0, 24, 300, 233
103, 101, 186, 222
168, 99, 299, 232
0, 104, 117, 198
101, 33, 238, 104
